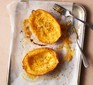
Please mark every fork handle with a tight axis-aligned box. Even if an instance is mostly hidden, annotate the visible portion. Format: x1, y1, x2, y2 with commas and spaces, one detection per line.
72, 15, 93, 30
76, 41, 89, 68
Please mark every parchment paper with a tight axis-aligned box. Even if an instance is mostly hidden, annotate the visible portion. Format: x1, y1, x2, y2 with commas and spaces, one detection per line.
7, 1, 81, 85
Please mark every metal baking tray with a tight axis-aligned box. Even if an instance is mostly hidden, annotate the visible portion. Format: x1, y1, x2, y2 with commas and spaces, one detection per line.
6, 1, 86, 85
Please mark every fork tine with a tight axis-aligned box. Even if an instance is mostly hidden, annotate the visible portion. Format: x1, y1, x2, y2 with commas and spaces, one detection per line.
53, 4, 66, 15
53, 4, 78, 38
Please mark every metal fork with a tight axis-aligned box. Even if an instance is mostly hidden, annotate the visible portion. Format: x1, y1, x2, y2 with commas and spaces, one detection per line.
53, 4, 89, 68
53, 4, 93, 30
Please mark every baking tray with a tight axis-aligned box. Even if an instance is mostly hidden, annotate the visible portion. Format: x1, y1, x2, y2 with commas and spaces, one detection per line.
6, 1, 86, 85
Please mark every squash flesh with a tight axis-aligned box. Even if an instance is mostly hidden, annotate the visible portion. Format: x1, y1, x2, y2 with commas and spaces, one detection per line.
22, 48, 59, 76
29, 9, 61, 44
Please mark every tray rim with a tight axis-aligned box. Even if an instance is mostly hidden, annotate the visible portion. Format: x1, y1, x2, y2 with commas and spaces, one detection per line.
73, 3, 86, 85
6, 1, 86, 85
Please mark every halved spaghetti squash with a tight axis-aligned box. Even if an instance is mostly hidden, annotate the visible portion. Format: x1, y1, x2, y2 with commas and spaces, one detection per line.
28, 9, 61, 44
22, 48, 59, 76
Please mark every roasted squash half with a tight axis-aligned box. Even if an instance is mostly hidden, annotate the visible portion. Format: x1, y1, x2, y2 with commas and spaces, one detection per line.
22, 48, 59, 76
29, 9, 62, 44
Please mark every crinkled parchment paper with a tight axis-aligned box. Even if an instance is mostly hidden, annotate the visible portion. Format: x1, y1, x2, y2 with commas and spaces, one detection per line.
7, 1, 82, 85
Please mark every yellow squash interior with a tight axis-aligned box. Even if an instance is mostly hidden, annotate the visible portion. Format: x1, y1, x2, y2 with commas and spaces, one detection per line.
29, 9, 62, 44
22, 48, 59, 76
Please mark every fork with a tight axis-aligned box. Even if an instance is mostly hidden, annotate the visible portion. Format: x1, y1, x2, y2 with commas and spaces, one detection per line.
53, 4, 89, 68
53, 4, 93, 30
